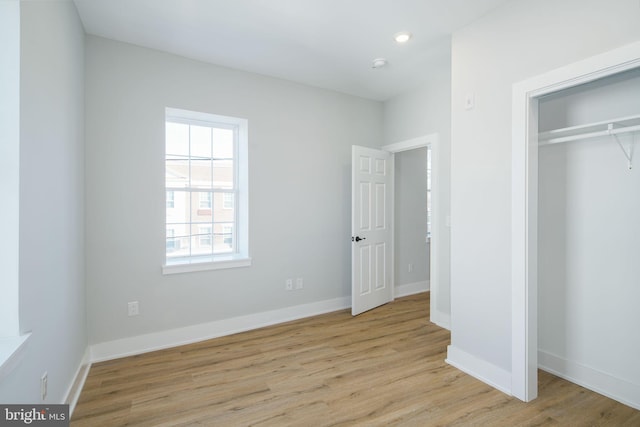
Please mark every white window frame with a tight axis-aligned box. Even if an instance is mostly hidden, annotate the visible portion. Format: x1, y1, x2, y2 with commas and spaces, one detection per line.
163, 108, 251, 274
0, 0, 31, 379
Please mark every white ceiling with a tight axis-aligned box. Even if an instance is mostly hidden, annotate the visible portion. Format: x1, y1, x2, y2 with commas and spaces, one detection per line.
73, 0, 509, 101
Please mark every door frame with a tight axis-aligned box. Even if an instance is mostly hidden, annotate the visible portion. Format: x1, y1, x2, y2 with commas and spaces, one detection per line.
511, 41, 640, 401
382, 132, 441, 325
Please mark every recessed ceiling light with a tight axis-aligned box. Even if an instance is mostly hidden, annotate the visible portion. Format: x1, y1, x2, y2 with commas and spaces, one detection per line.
372, 58, 387, 69
394, 32, 412, 44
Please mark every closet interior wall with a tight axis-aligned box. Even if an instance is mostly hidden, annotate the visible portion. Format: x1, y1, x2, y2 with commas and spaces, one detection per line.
537, 68, 640, 407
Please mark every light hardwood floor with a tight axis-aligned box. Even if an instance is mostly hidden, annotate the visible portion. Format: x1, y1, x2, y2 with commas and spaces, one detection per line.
71, 293, 639, 426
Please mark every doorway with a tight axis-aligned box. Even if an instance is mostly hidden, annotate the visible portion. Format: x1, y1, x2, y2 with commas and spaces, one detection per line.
393, 147, 430, 295
382, 133, 443, 325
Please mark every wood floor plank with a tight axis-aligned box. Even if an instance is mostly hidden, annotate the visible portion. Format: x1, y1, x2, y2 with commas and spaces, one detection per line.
71, 293, 639, 426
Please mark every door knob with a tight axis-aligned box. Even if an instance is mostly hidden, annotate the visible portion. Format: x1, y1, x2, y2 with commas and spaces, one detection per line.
352, 236, 366, 242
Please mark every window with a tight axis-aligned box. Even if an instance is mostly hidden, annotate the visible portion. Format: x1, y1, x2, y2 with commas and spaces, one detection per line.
199, 226, 212, 246
222, 225, 233, 248
166, 228, 176, 252
163, 108, 250, 273
0, 1, 31, 369
166, 191, 175, 209
426, 146, 432, 241
222, 192, 234, 210
199, 192, 212, 209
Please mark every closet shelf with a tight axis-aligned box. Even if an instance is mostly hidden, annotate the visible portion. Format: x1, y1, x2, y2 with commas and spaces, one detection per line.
539, 114, 640, 169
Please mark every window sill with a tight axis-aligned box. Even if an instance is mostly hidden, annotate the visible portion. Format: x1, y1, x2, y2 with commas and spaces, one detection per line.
0, 333, 31, 381
162, 256, 252, 275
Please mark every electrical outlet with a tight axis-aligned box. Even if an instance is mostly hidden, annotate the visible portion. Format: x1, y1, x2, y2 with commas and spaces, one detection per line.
128, 301, 139, 316
41, 372, 48, 400
285, 279, 293, 291
295, 278, 303, 290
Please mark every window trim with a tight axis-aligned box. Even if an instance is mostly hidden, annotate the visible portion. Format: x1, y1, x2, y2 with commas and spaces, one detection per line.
162, 256, 252, 274
0, 333, 31, 381
163, 107, 250, 274
0, 0, 26, 379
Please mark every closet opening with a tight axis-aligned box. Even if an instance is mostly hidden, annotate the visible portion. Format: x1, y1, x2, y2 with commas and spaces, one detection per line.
536, 67, 640, 409
511, 41, 640, 406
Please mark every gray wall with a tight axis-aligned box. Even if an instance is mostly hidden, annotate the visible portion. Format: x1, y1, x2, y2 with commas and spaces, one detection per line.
84, 36, 384, 346
449, 0, 640, 384
394, 148, 429, 288
383, 51, 451, 321
383, 50, 451, 145
538, 69, 640, 400
0, 1, 87, 403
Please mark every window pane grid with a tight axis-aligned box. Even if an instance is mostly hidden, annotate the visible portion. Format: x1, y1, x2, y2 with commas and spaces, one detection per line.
166, 111, 243, 265
166, 123, 236, 258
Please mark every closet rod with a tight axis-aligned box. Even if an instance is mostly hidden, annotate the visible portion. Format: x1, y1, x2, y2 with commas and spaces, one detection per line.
539, 123, 640, 145
539, 113, 640, 139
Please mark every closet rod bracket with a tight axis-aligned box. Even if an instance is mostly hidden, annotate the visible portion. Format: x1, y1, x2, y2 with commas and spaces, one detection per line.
608, 124, 634, 170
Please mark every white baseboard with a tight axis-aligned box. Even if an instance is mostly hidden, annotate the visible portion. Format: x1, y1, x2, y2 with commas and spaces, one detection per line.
90, 296, 351, 363
64, 347, 91, 416
539, 350, 640, 410
446, 345, 511, 395
395, 280, 429, 298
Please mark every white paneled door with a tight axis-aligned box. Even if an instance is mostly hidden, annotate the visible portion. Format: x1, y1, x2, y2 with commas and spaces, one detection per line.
352, 145, 393, 316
